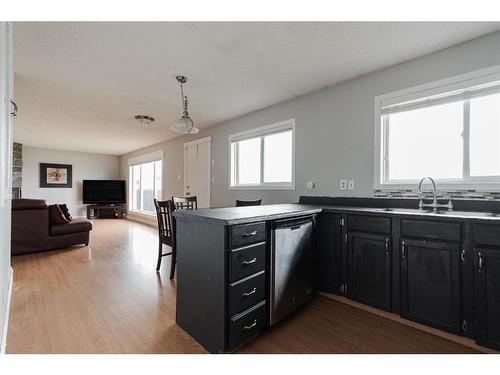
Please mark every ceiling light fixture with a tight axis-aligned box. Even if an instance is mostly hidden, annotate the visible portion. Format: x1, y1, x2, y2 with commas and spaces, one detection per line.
170, 75, 199, 134
135, 115, 155, 127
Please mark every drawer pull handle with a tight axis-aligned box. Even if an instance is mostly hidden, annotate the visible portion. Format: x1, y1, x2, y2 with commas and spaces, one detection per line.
242, 258, 257, 265
243, 319, 258, 330
242, 231, 258, 237
242, 288, 257, 297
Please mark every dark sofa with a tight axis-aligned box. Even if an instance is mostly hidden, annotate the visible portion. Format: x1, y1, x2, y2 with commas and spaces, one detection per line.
11, 199, 92, 256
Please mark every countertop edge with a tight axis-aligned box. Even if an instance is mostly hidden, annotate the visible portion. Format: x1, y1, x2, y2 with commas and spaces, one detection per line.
173, 204, 500, 225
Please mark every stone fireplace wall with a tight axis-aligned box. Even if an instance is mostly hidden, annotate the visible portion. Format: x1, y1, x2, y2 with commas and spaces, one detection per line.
12, 142, 22, 198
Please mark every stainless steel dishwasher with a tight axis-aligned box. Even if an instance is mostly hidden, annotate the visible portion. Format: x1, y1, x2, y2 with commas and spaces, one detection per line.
269, 216, 315, 325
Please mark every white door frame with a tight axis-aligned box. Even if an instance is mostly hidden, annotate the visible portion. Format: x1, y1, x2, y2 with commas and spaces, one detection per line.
184, 136, 211, 207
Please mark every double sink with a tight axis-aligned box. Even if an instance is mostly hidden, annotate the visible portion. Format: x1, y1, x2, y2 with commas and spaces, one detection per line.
376, 207, 500, 218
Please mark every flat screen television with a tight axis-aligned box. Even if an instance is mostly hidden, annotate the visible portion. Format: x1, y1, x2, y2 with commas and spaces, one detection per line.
83, 180, 126, 204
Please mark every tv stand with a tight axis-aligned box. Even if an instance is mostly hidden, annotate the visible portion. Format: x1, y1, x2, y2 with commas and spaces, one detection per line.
86, 204, 125, 220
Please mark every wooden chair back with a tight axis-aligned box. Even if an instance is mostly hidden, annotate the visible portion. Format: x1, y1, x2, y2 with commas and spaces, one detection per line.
236, 199, 262, 207
172, 196, 197, 210
154, 199, 175, 246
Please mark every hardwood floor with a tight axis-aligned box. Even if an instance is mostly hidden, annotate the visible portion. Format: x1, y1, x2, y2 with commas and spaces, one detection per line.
7, 219, 204, 354
7, 219, 479, 354
237, 297, 478, 354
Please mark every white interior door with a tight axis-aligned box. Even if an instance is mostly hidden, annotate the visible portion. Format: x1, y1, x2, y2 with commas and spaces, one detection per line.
184, 137, 211, 208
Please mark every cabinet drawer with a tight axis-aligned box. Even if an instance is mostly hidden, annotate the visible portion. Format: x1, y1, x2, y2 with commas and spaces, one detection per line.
229, 301, 266, 350
230, 222, 266, 248
402, 219, 460, 242
230, 242, 266, 282
229, 271, 266, 316
474, 223, 500, 246
348, 215, 391, 234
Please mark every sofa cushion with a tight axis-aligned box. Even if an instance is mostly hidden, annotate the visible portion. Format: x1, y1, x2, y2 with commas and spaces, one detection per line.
49, 204, 70, 225
51, 217, 92, 236
59, 204, 72, 221
12, 198, 48, 211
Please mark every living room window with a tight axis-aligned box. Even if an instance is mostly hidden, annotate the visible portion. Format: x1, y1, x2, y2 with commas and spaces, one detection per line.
129, 160, 162, 214
374, 65, 500, 191
229, 119, 295, 189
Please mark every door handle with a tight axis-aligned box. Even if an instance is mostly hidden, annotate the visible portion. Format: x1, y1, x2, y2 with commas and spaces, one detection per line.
385, 238, 390, 255
243, 319, 258, 330
242, 258, 257, 265
242, 287, 257, 297
401, 240, 406, 259
10, 100, 18, 117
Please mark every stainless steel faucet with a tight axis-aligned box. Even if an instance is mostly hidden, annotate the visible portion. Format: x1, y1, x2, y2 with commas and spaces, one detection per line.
417, 176, 453, 211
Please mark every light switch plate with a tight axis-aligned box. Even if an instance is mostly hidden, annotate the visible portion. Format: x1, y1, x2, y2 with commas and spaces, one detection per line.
348, 180, 355, 190
340, 180, 347, 190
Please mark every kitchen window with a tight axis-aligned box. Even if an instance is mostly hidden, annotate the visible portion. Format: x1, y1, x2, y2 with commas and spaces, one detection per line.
129, 160, 162, 214
229, 119, 295, 189
375, 66, 500, 191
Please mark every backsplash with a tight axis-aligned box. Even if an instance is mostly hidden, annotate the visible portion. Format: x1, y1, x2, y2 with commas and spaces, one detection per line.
374, 189, 500, 200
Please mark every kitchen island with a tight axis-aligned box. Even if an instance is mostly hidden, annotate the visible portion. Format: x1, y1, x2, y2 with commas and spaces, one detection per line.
174, 197, 500, 353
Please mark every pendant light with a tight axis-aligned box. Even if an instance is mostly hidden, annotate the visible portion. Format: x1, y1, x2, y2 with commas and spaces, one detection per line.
170, 75, 199, 134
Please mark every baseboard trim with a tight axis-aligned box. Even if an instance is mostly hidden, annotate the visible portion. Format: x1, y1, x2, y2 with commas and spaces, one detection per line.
1, 267, 13, 354
126, 213, 157, 228
319, 292, 498, 354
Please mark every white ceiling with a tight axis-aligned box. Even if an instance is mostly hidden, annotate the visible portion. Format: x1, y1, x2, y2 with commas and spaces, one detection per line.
13, 22, 500, 155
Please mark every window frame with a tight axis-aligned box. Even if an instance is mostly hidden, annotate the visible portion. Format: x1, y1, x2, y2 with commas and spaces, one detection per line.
228, 119, 295, 190
128, 158, 163, 216
374, 64, 500, 192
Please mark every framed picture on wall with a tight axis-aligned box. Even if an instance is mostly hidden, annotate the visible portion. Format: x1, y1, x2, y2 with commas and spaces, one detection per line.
40, 163, 73, 188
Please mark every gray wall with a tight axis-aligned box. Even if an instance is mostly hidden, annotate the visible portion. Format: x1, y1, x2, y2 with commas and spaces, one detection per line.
23, 146, 120, 217
120, 30, 500, 209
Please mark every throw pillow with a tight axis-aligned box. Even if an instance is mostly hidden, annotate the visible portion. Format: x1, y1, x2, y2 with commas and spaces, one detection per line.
48, 204, 70, 225
58, 204, 72, 221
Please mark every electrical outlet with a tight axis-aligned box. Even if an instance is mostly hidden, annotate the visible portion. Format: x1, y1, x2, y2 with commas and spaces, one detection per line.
348, 180, 355, 190
306, 181, 315, 189
340, 179, 347, 191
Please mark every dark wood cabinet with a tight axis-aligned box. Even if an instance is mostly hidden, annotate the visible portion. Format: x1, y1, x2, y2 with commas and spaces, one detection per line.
475, 247, 500, 350
175, 218, 268, 353
346, 231, 391, 311
175, 203, 500, 352
317, 213, 343, 294
400, 238, 461, 334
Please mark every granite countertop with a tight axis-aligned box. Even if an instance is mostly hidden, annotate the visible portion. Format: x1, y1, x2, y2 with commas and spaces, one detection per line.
173, 204, 322, 225
173, 203, 500, 225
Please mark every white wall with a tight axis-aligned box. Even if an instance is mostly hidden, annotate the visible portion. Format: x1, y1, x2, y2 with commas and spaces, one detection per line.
120, 31, 500, 209
23, 146, 120, 217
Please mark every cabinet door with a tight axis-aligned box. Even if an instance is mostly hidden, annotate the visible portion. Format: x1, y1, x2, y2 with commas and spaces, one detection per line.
400, 238, 461, 334
318, 214, 342, 294
347, 231, 391, 311
475, 248, 500, 350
